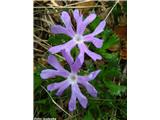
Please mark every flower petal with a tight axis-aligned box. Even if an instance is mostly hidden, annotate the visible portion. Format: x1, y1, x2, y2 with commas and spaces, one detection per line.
91, 20, 106, 36
48, 55, 64, 70
61, 11, 72, 28
51, 25, 73, 37
81, 43, 102, 61
71, 57, 81, 73
56, 70, 70, 78
40, 69, 56, 79
69, 85, 77, 112
84, 35, 103, 48
49, 39, 76, 54
48, 44, 64, 54
40, 69, 69, 80
83, 13, 96, 26
77, 22, 85, 35
78, 79, 97, 97
86, 49, 102, 61
73, 84, 88, 109
61, 11, 75, 36
76, 13, 96, 35
73, 9, 84, 35
88, 70, 101, 81
64, 39, 76, 53
77, 43, 85, 65
78, 70, 101, 81
73, 9, 80, 23
88, 70, 101, 80
47, 80, 68, 91
61, 50, 74, 66
56, 80, 70, 96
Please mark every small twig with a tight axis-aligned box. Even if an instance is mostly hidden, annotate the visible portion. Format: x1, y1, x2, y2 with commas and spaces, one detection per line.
51, 0, 59, 7
34, 48, 44, 52
41, 85, 72, 118
65, 0, 93, 7
34, 17, 53, 25
34, 35, 51, 47
104, 0, 119, 21
34, 40, 49, 50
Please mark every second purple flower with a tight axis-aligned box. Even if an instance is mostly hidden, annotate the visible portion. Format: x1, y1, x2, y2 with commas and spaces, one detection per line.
40, 50, 100, 112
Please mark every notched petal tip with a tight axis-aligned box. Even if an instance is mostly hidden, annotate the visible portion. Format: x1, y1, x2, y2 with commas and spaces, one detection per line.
61, 11, 68, 15
80, 97, 88, 109
89, 69, 101, 80
68, 98, 76, 112
89, 87, 98, 97
73, 9, 79, 14
95, 54, 102, 61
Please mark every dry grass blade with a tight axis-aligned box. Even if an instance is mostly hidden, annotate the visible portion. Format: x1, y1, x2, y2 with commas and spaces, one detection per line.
41, 85, 72, 118
104, 0, 120, 21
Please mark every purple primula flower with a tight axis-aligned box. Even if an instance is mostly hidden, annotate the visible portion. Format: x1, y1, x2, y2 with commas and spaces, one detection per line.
40, 50, 101, 112
49, 9, 106, 65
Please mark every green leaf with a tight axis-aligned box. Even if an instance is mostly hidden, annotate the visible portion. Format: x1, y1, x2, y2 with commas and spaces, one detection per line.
35, 99, 47, 104
102, 34, 119, 50
83, 111, 94, 120
34, 73, 42, 90
103, 80, 126, 96
50, 106, 57, 118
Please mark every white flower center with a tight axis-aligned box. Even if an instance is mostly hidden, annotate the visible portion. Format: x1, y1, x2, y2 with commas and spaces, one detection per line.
73, 34, 84, 44
67, 73, 78, 84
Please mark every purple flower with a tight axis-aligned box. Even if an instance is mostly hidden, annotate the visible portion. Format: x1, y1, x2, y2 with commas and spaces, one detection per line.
40, 51, 100, 112
49, 9, 106, 65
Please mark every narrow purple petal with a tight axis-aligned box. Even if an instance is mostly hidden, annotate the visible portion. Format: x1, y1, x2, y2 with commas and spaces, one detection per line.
49, 40, 76, 55
40, 69, 69, 79
81, 43, 102, 61
73, 9, 80, 23
77, 43, 85, 65
48, 55, 63, 70
51, 25, 74, 37
73, 84, 88, 109
61, 50, 74, 66
84, 35, 103, 48
73, 9, 84, 35
40, 69, 56, 79
76, 13, 96, 35
86, 49, 102, 61
78, 79, 97, 97
47, 80, 68, 91
83, 13, 96, 26
48, 44, 64, 54
56, 70, 70, 78
62, 40, 76, 67
61, 11, 72, 28
69, 86, 77, 112
78, 70, 101, 81
64, 39, 76, 53
56, 80, 70, 96
71, 57, 81, 73
91, 20, 106, 36
77, 22, 85, 35
61, 11, 75, 36
88, 70, 101, 81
